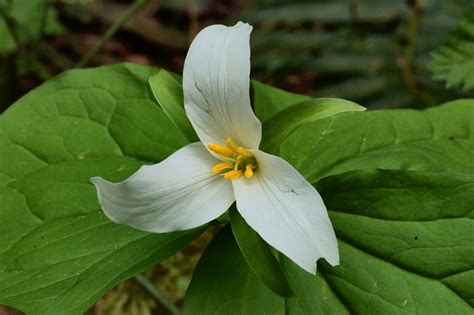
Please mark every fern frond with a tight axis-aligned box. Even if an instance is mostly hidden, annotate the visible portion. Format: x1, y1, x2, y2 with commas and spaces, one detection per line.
429, 8, 474, 91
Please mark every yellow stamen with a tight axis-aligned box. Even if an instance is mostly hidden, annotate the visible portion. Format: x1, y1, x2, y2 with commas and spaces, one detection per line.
211, 162, 234, 174
226, 138, 253, 157
244, 164, 254, 178
208, 143, 235, 158
225, 138, 240, 152
222, 169, 243, 180
209, 138, 257, 180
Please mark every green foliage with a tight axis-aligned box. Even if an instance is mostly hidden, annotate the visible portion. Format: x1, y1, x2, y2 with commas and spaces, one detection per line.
429, 8, 474, 91
280, 99, 474, 182
251, 80, 310, 122
0, 0, 64, 54
185, 97, 474, 313
243, 1, 407, 24
185, 168, 474, 314
229, 207, 295, 298
260, 98, 365, 153
242, 0, 469, 108
0, 64, 202, 314
149, 69, 198, 142
1, 62, 473, 314
184, 226, 286, 315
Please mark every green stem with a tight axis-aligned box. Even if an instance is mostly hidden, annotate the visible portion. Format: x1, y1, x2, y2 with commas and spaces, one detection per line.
134, 274, 181, 315
75, 0, 148, 68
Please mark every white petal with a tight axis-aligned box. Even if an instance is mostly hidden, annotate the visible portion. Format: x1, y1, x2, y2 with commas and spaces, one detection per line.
91, 143, 234, 233
183, 22, 262, 151
232, 150, 339, 274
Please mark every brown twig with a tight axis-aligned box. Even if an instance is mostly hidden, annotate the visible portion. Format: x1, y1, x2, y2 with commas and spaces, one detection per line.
402, 0, 435, 107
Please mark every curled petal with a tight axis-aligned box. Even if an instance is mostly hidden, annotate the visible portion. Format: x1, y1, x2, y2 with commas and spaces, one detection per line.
232, 150, 339, 273
91, 143, 234, 233
183, 22, 262, 152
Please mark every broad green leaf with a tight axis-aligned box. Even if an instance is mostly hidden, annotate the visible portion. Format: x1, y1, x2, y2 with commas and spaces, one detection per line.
149, 69, 198, 142
280, 99, 474, 183
251, 80, 310, 122
0, 63, 203, 314
317, 169, 474, 309
185, 169, 474, 313
261, 98, 365, 153
229, 207, 296, 298
184, 226, 285, 315
429, 8, 474, 91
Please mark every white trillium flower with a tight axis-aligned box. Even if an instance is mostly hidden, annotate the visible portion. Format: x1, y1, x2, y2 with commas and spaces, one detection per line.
91, 22, 339, 274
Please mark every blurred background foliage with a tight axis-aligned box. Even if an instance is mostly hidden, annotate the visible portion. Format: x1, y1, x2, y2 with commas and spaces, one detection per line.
429, 8, 474, 91
0, 0, 473, 314
1, 0, 473, 114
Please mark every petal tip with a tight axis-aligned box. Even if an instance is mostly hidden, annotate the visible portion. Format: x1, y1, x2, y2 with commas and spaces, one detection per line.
322, 243, 340, 268
90, 176, 102, 185
307, 262, 318, 275
90, 176, 110, 188
327, 255, 340, 267
234, 21, 253, 30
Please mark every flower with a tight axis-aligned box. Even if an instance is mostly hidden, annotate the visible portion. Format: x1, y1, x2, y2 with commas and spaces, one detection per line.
91, 22, 339, 274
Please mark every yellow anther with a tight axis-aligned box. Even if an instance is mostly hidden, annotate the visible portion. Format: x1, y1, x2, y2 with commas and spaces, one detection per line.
222, 169, 243, 180
244, 164, 254, 178
209, 138, 257, 180
211, 162, 234, 174
226, 138, 240, 152
208, 143, 235, 158
226, 138, 253, 157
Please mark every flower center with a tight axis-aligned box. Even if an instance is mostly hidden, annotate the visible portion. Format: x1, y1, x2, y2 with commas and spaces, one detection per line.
208, 138, 257, 180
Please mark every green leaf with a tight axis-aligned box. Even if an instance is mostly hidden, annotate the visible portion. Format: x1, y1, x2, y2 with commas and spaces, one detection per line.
261, 98, 365, 153
185, 100, 474, 313
185, 169, 474, 313
251, 79, 310, 122
280, 99, 474, 183
429, 8, 474, 91
229, 207, 296, 298
317, 169, 474, 312
184, 226, 285, 315
0, 63, 203, 314
149, 69, 198, 142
